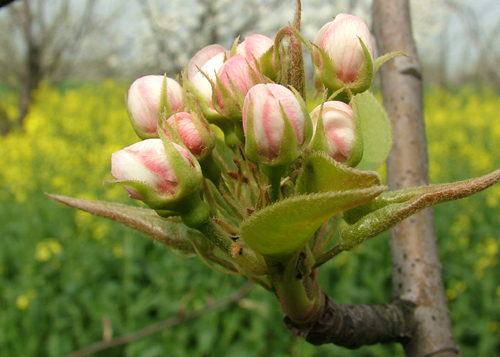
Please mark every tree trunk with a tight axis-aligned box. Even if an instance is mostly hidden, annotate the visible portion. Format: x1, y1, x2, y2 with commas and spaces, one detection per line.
16, 43, 42, 129
372, 1, 460, 356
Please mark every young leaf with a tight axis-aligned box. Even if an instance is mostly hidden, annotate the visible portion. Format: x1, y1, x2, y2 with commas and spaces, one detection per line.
45, 194, 212, 254
355, 91, 392, 170
296, 151, 382, 194
240, 186, 385, 262
340, 169, 500, 250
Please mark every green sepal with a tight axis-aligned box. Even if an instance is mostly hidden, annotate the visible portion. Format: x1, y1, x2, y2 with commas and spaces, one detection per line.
296, 151, 382, 195
259, 45, 277, 81
344, 37, 374, 94
312, 43, 344, 94
289, 86, 313, 150
345, 95, 364, 167
212, 71, 244, 121
308, 100, 330, 157
375, 51, 408, 73
229, 36, 240, 57
158, 74, 174, 118
182, 71, 222, 123
240, 186, 385, 262
354, 91, 392, 170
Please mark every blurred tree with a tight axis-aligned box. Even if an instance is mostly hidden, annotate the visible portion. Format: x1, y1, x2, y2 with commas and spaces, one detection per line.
446, 0, 500, 88
136, 0, 286, 75
0, 0, 110, 135
134, 0, 375, 78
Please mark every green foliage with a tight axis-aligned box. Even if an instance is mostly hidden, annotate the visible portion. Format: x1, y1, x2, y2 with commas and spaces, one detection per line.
0, 83, 498, 356
241, 187, 384, 261
354, 91, 393, 170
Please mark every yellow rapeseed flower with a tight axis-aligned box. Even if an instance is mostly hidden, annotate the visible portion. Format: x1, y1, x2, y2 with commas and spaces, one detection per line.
16, 295, 29, 310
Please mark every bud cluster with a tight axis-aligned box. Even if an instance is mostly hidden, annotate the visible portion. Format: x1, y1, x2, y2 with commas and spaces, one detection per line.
109, 11, 395, 262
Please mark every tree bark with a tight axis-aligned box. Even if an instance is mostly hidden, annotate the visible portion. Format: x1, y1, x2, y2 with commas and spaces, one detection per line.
284, 293, 415, 348
373, 1, 460, 356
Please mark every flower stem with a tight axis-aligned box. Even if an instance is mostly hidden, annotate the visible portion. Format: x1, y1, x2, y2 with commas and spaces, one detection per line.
261, 165, 286, 202
200, 151, 221, 187
195, 218, 268, 277
266, 255, 323, 324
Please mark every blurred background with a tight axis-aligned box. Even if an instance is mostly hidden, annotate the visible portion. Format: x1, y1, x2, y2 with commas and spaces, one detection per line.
0, 0, 499, 356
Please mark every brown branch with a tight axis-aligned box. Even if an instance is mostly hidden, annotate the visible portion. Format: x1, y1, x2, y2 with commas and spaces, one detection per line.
284, 292, 416, 348
63, 283, 253, 357
373, 1, 461, 356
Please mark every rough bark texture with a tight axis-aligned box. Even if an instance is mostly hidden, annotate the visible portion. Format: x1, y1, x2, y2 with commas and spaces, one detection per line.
284, 292, 415, 349
373, 1, 461, 356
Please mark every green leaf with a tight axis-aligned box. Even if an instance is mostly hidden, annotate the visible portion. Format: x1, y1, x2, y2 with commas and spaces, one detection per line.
240, 186, 385, 262
340, 169, 500, 250
355, 91, 392, 170
45, 194, 212, 255
296, 151, 382, 194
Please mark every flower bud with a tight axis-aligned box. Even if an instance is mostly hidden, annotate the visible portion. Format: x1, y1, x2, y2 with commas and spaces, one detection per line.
214, 54, 262, 120
127, 76, 183, 139
164, 111, 215, 161
237, 34, 275, 77
309, 101, 362, 166
187, 44, 227, 111
313, 14, 375, 94
111, 138, 204, 215
243, 83, 312, 166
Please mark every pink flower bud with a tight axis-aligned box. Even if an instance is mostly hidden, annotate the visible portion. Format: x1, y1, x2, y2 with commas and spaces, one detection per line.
313, 14, 374, 85
165, 112, 212, 158
127, 76, 183, 137
310, 101, 356, 163
215, 54, 262, 119
237, 34, 274, 66
111, 139, 195, 201
188, 44, 227, 107
243, 83, 307, 163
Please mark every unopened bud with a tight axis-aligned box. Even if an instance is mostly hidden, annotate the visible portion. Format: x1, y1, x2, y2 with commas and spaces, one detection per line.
127, 76, 183, 139
313, 14, 375, 94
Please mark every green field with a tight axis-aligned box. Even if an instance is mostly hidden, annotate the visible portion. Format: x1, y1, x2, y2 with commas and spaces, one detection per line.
0, 82, 499, 356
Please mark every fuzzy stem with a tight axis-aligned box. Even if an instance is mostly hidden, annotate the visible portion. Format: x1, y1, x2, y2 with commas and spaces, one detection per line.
200, 151, 221, 187
313, 243, 343, 269
267, 256, 323, 324
262, 165, 286, 202
217, 119, 240, 149
195, 218, 268, 277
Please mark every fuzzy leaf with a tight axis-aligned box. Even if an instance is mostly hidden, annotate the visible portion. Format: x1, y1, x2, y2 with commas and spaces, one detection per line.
240, 186, 385, 262
296, 151, 382, 194
355, 91, 392, 170
340, 169, 500, 250
46, 194, 212, 254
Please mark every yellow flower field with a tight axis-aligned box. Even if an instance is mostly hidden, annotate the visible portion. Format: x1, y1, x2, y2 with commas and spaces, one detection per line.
0, 82, 498, 356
